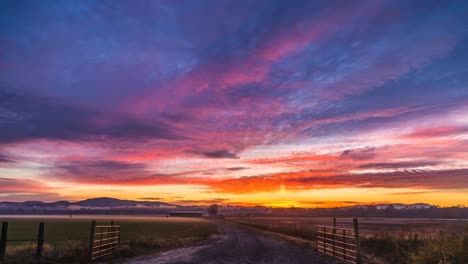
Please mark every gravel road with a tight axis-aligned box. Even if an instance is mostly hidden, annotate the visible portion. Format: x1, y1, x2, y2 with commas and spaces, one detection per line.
121, 221, 338, 264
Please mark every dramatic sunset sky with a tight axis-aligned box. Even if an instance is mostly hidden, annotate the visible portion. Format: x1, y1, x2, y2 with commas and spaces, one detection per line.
1, 0, 467, 207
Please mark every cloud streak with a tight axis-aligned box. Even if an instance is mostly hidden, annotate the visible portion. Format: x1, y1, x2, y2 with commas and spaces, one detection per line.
0, 89, 186, 143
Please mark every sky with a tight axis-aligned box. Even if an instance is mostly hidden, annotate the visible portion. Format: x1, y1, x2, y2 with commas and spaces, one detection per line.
1, 0, 468, 208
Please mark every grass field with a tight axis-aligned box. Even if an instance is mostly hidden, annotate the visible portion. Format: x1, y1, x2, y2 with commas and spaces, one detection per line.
0, 215, 217, 263
227, 217, 468, 264
226, 216, 467, 238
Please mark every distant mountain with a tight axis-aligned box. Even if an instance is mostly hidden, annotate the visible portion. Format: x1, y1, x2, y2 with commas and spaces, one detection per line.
217, 203, 467, 219
0, 197, 179, 214
0, 200, 70, 208
408, 203, 434, 209
1, 198, 457, 218
0, 199, 437, 211
48, 201, 71, 207
21, 201, 45, 206
71, 197, 177, 208
373, 203, 435, 210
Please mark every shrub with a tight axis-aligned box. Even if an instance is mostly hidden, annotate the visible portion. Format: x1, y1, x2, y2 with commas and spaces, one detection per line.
361, 235, 422, 264
418, 227, 468, 264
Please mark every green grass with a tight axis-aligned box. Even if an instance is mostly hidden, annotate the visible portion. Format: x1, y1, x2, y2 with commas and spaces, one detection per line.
0, 216, 217, 263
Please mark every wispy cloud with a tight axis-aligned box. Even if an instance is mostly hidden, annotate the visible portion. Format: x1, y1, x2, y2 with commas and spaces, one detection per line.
340, 147, 376, 161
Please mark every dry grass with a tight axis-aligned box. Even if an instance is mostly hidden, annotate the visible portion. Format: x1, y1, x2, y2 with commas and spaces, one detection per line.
1, 216, 216, 263
227, 217, 468, 264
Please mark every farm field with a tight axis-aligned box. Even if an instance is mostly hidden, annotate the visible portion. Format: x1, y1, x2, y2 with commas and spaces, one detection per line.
0, 215, 217, 263
227, 217, 468, 263
227, 216, 467, 238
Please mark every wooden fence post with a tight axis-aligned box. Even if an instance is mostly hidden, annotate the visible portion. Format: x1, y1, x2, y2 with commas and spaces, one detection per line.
88, 220, 96, 261
36, 222, 45, 258
0, 222, 8, 264
353, 218, 362, 264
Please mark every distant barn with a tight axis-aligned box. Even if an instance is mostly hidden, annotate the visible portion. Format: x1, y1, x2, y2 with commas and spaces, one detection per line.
169, 211, 204, 217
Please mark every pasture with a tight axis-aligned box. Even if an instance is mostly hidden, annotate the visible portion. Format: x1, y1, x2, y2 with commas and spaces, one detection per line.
227, 217, 468, 263
227, 216, 467, 238
0, 215, 217, 263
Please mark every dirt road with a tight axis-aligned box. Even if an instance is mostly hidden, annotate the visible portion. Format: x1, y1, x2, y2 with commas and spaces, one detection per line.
122, 221, 337, 264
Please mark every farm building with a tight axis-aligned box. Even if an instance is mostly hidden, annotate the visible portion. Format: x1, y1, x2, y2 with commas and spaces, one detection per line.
169, 211, 204, 217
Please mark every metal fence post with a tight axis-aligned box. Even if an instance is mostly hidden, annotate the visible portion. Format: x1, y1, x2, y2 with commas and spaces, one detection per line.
99, 225, 103, 256
110, 221, 114, 251
315, 226, 318, 251
88, 220, 96, 261
332, 218, 336, 257
0, 222, 8, 264
118, 225, 121, 246
353, 218, 361, 264
323, 226, 326, 253
343, 229, 346, 262
36, 222, 45, 258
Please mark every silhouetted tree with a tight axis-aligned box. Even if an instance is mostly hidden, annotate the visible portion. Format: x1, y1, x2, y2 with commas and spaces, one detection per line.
208, 204, 218, 216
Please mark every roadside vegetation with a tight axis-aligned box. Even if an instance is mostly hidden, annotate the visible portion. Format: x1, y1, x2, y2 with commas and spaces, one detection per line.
361, 226, 468, 263
1, 217, 216, 264
227, 217, 468, 264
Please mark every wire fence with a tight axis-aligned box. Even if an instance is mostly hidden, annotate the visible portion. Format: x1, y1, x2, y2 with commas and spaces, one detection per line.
1, 220, 121, 263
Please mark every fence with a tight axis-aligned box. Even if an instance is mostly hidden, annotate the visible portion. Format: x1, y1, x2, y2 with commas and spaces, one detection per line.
0, 222, 45, 263
1, 220, 121, 263
316, 218, 361, 264
88, 221, 121, 262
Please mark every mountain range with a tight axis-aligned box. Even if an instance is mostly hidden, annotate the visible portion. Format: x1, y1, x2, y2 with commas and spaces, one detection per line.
0, 197, 178, 211
0, 197, 437, 211
1, 197, 465, 218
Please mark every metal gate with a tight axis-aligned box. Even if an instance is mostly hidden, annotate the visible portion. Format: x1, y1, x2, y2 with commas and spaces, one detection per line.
316, 219, 361, 264
89, 221, 120, 261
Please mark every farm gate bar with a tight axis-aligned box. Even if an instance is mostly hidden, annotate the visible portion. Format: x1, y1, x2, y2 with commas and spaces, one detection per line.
89, 221, 121, 262
316, 218, 361, 264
